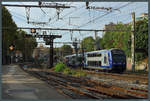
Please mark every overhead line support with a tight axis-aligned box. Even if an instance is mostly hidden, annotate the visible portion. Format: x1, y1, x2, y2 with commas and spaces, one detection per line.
2, 27, 132, 32
2, 4, 72, 8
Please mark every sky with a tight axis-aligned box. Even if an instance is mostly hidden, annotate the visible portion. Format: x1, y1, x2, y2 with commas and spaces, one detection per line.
2, 2, 148, 48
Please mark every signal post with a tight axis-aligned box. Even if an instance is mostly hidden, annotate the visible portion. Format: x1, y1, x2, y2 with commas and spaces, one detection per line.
29, 28, 62, 68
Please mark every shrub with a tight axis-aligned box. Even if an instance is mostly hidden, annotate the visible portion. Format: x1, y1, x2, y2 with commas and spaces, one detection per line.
63, 67, 72, 74
71, 70, 76, 75
74, 71, 87, 77
54, 62, 67, 72
54, 62, 87, 77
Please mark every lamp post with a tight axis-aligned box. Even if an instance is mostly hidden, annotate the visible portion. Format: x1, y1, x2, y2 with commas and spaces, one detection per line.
9, 45, 14, 64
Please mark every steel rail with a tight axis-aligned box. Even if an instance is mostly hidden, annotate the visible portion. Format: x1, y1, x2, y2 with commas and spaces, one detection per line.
21, 67, 148, 99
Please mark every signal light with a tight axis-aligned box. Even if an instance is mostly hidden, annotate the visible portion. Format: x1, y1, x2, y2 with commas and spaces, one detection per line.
31, 28, 36, 33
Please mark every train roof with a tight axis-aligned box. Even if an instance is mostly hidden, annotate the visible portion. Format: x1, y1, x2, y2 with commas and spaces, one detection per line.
65, 53, 83, 58
86, 49, 109, 54
85, 48, 123, 54
65, 54, 75, 58
109, 48, 123, 51
65, 48, 124, 57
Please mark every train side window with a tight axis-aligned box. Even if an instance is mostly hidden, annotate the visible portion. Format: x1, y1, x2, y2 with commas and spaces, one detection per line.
99, 61, 101, 66
104, 56, 107, 64
96, 61, 99, 67
94, 61, 96, 66
95, 61, 98, 67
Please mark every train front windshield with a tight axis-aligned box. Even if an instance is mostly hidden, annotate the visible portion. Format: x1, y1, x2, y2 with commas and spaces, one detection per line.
112, 54, 126, 62
111, 50, 126, 63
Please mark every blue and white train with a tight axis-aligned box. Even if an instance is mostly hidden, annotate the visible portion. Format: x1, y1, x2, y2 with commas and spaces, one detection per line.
64, 48, 126, 72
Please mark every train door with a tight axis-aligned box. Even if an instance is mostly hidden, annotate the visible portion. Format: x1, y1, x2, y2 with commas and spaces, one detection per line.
101, 52, 109, 66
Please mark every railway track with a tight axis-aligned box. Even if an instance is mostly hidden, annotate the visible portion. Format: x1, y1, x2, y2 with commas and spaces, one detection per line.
83, 70, 148, 85
23, 68, 148, 99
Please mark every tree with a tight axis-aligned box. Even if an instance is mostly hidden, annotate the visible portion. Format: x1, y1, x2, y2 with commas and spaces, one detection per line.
2, 7, 37, 64
15, 30, 37, 61
101, 22, 131, 57
135, 17, 148, 61
95, 36, 102, 50
2, 6, 17, 64
101, 18, 148, 62
81, 36, 95, 52
60, 45, 73, 56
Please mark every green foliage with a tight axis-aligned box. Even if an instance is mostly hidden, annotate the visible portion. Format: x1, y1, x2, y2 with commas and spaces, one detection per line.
100, 19, 148, 62
81, 36, 95, 52
61, 45, 73, 56
2, 7, 17, 50
54, 62, 67, 72
101, 22, 132, 57
135, 18, 148, 61
74, 70, 87, 77
2, 7, 37, 64
15, 30, 37, 61
2, 7, 18, 64
63, 67, 72, 74
63, 68, 87, 76
63, 68, 77, 75
54, 63, 87, 76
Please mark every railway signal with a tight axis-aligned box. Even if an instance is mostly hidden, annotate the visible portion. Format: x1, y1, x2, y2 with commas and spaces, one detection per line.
31, 28, 36, 33
9, 45, 14, 51
9, 45, 15, 64
30, 33, 62, 68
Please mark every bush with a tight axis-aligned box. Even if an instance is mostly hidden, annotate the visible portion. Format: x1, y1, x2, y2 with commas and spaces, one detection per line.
54, 62, 87, 77
63, 67, 72, 74
54, 62, 67, 72
63, 68, 76, 75
74, 71, 87, 77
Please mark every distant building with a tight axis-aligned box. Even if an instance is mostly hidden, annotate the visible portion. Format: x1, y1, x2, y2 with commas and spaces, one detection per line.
32, 45, 49, 60
141, 13, 148, 17
104, 22, 116, 30
136, 13, 148, 20
104, 13, 148, 32
103, 22, 118, 37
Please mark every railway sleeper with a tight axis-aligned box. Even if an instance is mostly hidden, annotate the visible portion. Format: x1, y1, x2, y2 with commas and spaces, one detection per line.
98, 85, 148, 98
81, 86, 134, 99
26, 70, 148, 99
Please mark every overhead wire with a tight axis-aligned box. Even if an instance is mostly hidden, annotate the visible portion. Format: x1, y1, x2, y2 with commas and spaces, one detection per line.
54, 3, 126, 42
4, 1, 148, 47
74, 2, 136, 41
77, 2, 134, 29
